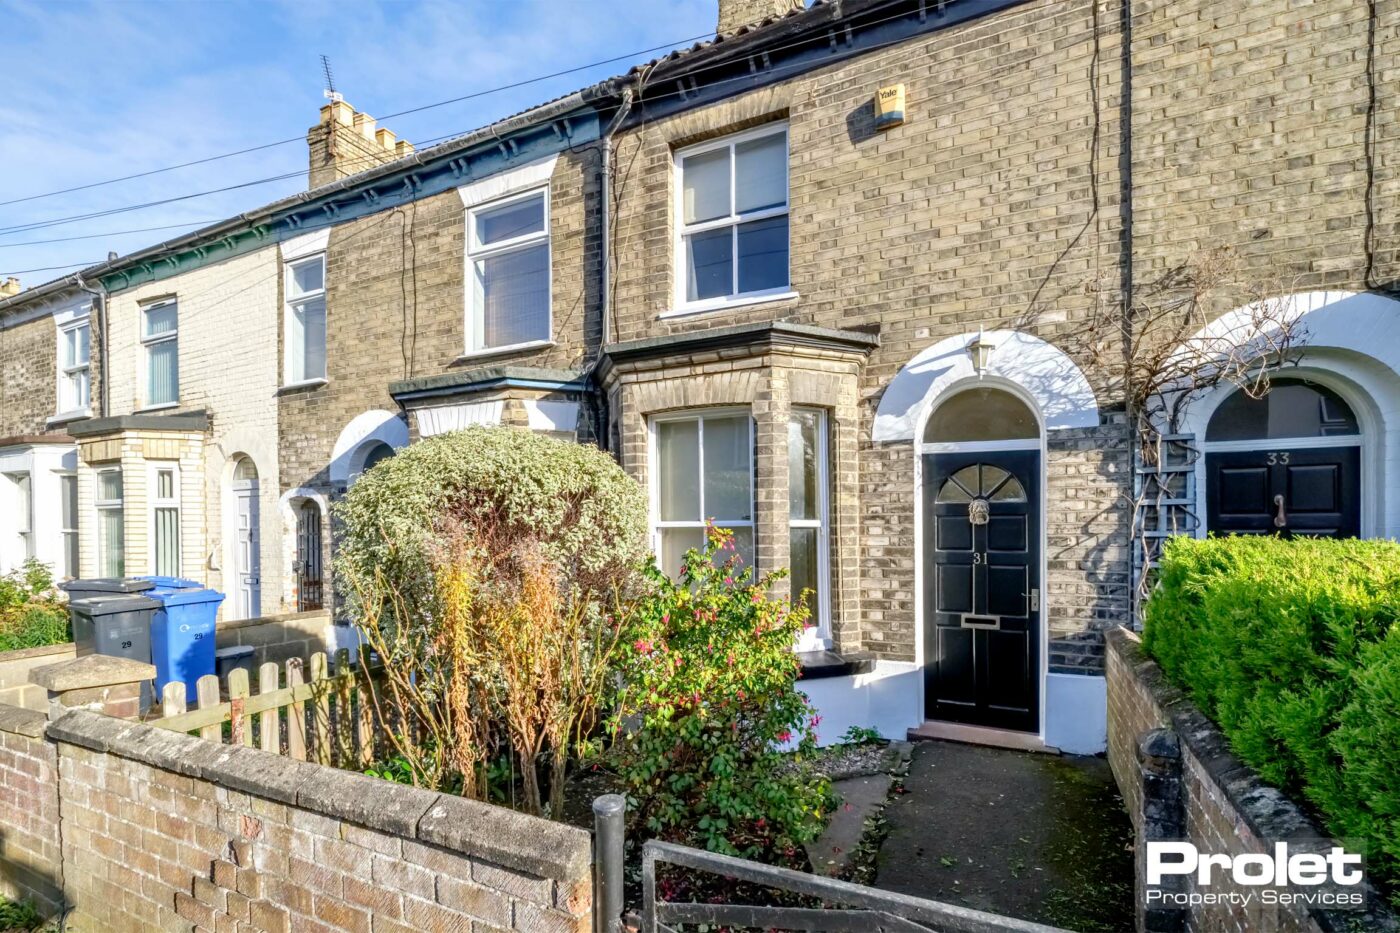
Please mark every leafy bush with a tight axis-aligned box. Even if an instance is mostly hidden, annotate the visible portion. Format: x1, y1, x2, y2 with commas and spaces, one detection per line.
335, 426, 648, 626
608, 528, 830, 864
1143, 535, 1400, 900
0, 559, 70, 653
0, 895, 45, 932
336, 427, 647, 814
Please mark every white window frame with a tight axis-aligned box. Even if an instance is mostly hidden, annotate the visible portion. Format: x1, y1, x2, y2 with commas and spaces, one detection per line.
670, 122, 794, 316
56, 316, 91, 418
140, 298, 179, 410
464, 187, 553, 357
789, 408, 832, 648
57, 471, 78, 579
5, 472, 33, 562
95, 467, 124, 577
648, 408, 757, 570
283, 253, 328, 387
147, 463, 181, 576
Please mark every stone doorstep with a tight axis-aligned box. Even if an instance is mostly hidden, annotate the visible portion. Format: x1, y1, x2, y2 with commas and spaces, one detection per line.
907, 720, 1059, 754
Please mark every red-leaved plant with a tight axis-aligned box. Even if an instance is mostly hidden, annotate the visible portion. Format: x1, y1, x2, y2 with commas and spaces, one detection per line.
608, 526, 829, 864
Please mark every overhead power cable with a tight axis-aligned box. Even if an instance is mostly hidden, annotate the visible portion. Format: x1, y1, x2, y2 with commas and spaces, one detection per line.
2, 5, 933, 255
0, 220, 225, 249
0, 31, 714, 209
0, 260, 108, 275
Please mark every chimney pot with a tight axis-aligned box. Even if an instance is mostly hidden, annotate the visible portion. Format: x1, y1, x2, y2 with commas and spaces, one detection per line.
352, 111, 378, 141
0, 277, 21, 297
716, 0, 803, 35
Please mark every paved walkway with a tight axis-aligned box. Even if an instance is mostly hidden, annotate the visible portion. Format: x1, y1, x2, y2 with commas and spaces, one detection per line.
873, 740, 1134, 932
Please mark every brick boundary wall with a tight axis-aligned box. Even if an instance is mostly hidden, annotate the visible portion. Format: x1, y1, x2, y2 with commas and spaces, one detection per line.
1105, 626, 1399, 933
0, 704, 63, 917
0, 705, 592, 932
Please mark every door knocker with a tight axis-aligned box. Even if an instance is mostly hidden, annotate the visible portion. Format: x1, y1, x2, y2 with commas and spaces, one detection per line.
968, 498, 990, 526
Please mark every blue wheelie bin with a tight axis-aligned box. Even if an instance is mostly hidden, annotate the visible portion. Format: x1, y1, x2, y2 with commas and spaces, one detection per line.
139, 577, 226, 698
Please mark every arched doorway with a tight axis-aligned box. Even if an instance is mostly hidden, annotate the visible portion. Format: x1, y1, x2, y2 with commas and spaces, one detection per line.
294, 499, 324, 611
358, 442, 394, 476
231, 457, 261, 618
920, 386, 1042, 733
1204, 378, 1362, 538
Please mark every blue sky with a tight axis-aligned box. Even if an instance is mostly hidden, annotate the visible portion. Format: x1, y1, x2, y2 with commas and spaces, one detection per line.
0, 0, 718, 284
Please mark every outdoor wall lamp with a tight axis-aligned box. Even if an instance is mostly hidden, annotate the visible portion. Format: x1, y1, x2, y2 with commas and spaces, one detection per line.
967, 329, 997, 377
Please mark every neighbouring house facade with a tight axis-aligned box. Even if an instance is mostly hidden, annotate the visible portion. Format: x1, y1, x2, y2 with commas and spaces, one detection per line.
0, 280, 87, 580
0, 0, 1395, 752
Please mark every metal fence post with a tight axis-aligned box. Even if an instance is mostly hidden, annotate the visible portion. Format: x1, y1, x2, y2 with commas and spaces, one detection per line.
593, 794, 626, 933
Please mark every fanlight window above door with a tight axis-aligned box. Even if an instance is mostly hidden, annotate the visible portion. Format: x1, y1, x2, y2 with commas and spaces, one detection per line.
925, 388, 1038, 444
1206, 378, 1360, 442
935, 464, 1027, 503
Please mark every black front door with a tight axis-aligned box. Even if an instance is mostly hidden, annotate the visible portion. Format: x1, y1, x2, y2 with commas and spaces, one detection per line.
1206, 446, 1360, 538
923, 450, 1040, 732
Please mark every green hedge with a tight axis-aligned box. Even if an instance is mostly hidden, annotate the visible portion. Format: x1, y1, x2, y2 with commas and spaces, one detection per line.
1143, 535, 1400, 901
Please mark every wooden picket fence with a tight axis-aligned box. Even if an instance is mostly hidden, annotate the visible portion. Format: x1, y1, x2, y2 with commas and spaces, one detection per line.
149, 648, 377, 768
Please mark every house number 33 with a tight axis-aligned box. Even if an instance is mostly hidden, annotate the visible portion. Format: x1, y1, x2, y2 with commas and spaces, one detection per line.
1267, 451, 1291, 465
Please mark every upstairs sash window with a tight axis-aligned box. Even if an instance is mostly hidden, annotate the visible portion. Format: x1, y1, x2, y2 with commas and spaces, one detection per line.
675, 124, 789, 309
142, 300, 179, 407
467, 190, 551, 351
285, 255, 327, 384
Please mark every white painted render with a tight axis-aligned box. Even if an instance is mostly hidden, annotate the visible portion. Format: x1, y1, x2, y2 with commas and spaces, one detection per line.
329, 409, 410, 487
872, 329, 1101, 443
0, 442, 76, 577
1174, 291, 1400, 539
795, 661, 923, 746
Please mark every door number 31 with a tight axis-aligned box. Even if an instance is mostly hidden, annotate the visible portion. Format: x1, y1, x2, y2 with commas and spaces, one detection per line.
1266, 451, 1291, 465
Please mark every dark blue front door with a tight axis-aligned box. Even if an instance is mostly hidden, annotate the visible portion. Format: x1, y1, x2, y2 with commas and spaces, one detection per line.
923, 450, 1040, 732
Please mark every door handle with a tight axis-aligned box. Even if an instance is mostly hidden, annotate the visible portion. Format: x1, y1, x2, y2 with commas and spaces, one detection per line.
1273, 494, 1287, 528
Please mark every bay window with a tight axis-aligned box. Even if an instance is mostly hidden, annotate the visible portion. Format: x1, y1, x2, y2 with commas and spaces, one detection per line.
96, 469, 124, 577
651, 411, 755, 575
58, 318, 91, 414
285, 254, 327, 385
788, 409, 831, 641
674, 124, 790, 311
150, 465, 180, 577
466, 189, 551, 352
142, 299, 179, 407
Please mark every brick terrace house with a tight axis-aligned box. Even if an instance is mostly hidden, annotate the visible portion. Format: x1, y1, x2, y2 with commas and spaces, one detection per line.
0, 0, 1396, 752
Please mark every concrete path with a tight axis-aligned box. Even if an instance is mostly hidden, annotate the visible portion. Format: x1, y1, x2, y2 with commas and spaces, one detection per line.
807, 772, 892, 877
873, 740, 1134, 932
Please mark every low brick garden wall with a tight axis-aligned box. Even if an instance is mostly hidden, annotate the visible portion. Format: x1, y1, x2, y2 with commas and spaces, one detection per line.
0, 704, 62, 917
1105, 626, 1398, 933
0, 702, 593, 932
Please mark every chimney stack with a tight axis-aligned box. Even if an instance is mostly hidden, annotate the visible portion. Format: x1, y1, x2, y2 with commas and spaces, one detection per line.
306, 99, 415, 190
0, 277, 20, 297
717, 0, 803, 35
